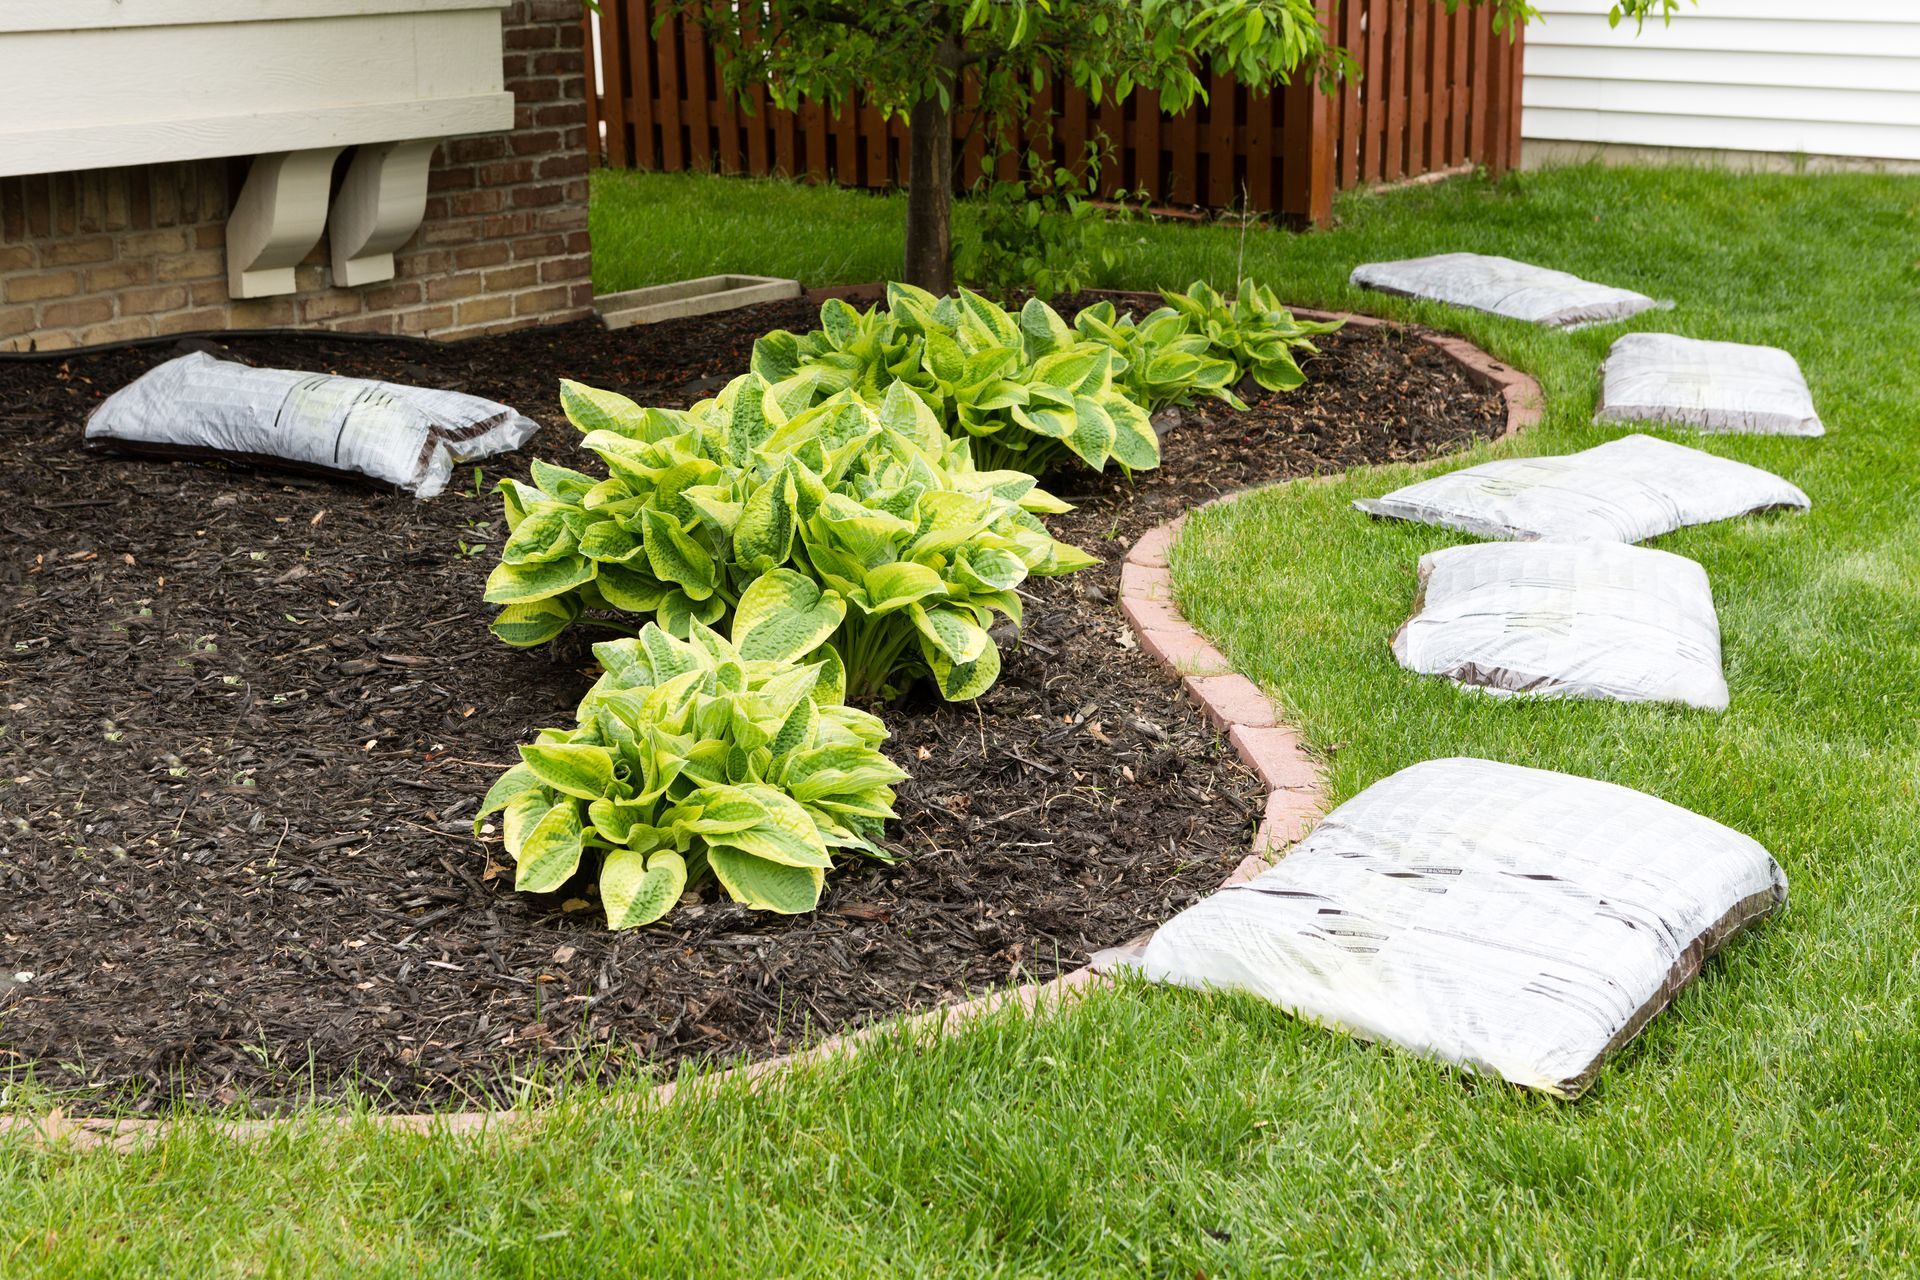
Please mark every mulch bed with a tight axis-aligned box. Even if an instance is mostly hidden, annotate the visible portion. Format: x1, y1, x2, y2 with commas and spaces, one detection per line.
0, 290, 1503, 1114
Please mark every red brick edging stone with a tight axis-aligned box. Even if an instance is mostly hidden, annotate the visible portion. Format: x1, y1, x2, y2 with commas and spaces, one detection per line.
3, 311, 1541, 1151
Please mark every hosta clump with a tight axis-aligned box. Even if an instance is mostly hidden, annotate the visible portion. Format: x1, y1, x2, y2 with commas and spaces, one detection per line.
754, 284, 1162, 477
485, 375, 1093, 703
1071, 299, 1243, 412
475, 585, 906, 928
1158, 278, 1345, 394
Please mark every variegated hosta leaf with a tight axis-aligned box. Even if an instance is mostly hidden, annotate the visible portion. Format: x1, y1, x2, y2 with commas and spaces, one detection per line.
924, 631, 1002, 702
519, 742, 616, 799
474, 762, 545, 834
909, 604, 989, 666
595, 563, 670, 613
514, 801, 584, 893
529, 459, 598, 502
489, 595, 581, 648
733, 469, 796, 570
706, 847, 824, 914
600, 848, 686, 929
485, 555, 595, 604
640, 508, 717, 599
731, 568, 845, 664
861, 561, 948, 614
560, 379, 650, 437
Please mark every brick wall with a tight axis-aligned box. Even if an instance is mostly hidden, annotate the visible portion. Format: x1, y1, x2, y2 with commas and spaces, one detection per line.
0, 1, 592, 353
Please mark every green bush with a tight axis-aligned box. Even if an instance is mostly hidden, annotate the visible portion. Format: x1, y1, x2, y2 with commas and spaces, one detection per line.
484, 375, 1093, 703
476, 597, 905, 927
1158, 278, 1345, 394
754, 284, 1162, 475
954, 148, 1142, 301
1071, 299, 1243, 413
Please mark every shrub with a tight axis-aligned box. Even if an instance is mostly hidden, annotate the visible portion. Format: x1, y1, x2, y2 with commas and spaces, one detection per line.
1158, 278, 1345, 394
954, 147, 1143, 302
484, 375, 1094, 703
754, 285, 1163, 476
475, 590, 907, 928
1071, 299, 1243, 413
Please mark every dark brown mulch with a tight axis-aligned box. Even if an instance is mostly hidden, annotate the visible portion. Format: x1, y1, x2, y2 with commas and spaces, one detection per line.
0, 291, 1503, 1115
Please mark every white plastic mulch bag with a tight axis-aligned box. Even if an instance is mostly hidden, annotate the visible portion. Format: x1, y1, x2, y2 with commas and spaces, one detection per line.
84, 352, 540, 498
1115, 758, 1786, 1098
1355, 434, 1809, 543
1349, 253, 1668, 329
1393, 541, 1728, 711
1596, 332, 1823, 437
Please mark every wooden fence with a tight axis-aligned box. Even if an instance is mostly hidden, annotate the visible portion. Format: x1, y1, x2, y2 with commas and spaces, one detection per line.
584, 1, 1523, 226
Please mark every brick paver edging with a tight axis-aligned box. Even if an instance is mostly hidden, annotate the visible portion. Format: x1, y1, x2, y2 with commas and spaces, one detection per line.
3, 310, 1541, 1151
1122, 305, 1542, 885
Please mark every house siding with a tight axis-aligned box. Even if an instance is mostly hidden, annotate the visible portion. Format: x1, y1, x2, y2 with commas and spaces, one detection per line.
1521, 0, 1920, 162
0, 0, 592, 353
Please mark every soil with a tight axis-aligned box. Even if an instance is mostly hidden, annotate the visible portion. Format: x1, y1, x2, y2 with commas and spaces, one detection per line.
0, 291, 1503, 1114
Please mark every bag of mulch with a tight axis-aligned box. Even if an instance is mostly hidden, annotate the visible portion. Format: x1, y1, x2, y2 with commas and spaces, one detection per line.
1596, 332, 1824, 436
1104, 758, 1786, 1098
84, 352, 540, 498
1393, 541, 1728, 711
1349, 253, 1669, 329
1354, 434, 1810, 543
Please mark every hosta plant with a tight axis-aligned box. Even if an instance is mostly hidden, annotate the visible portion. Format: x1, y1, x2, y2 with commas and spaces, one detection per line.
475, 584, 907, 928
1158, 278, 1345, 394
755, 285, 1162, 477
1070, 299, 1243, 413
485, 375, 1094, 703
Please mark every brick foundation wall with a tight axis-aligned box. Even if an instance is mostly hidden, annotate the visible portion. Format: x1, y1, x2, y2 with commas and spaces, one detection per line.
0, 1, 592, 354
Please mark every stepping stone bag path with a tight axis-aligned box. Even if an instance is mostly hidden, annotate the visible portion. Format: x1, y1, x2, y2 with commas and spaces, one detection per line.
1393, 540, 1729, 712
1126, 759, 1788, 1099
1596, 332, 1824, 437
1128, 266, 1826, 1094
1350, 252, 1670, 329
1355, 433, 1810, 544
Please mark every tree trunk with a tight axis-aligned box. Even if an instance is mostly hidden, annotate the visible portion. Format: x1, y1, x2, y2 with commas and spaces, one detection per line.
903, 34, 961, 294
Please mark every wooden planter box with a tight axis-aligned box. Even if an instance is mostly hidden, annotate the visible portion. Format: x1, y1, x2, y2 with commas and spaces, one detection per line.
595, 274, 801, 329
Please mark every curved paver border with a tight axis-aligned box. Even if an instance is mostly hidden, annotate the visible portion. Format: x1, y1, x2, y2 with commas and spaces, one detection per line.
3, 311, 1542, 1151
1122, 306, 1542, 885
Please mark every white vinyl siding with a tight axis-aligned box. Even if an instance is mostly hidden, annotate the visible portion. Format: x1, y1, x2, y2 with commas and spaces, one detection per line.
1522, 0, 1920, 161
0, 1, 514, 178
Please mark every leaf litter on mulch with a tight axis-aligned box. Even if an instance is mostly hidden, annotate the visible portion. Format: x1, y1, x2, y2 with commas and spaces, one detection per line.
0, 292, 1502, 1113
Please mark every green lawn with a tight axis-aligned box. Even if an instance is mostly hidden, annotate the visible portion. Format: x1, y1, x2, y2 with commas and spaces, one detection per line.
9, 165, 1920, 1277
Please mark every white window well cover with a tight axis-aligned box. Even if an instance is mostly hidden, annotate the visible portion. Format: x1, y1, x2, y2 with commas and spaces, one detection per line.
1348, 252, 1669, 329
1393, 541, 1728, 711
1354, 434, 1810, 543
85, 352, 539, 499
1596, 332, 1824, 437
1118, 758, 1787, 1098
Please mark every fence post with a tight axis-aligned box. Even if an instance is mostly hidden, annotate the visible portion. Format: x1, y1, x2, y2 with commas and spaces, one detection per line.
582, 9, 604, 167
1482, 13, 1522, 176
1280, 0, 1336, 227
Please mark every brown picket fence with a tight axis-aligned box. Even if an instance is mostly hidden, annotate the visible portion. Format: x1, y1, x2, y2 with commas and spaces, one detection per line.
584, 1, 1522, 226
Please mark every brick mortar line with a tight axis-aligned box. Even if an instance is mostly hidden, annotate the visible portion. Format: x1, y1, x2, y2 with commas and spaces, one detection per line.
1, 310, 1543, 1151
